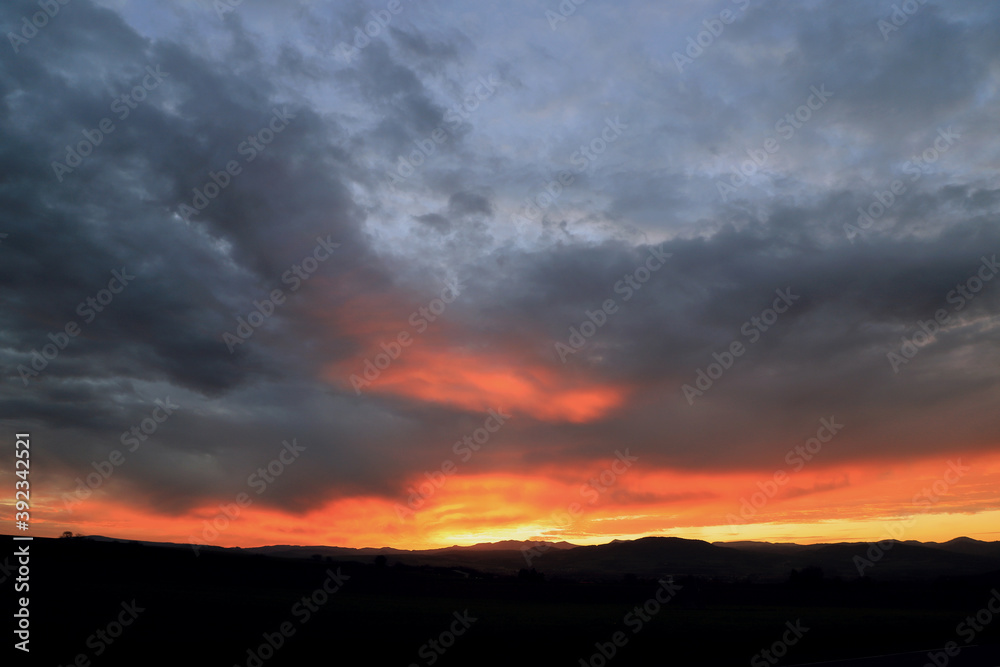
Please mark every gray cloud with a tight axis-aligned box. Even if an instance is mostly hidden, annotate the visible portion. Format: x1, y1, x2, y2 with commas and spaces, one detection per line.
1, 0, 998, 521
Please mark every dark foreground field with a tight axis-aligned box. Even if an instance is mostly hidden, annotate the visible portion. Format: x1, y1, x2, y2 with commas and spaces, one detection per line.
5, 536, 1000, 666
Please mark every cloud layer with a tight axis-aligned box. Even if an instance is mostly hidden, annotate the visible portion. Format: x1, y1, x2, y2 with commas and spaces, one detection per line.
2, 0, 998, 546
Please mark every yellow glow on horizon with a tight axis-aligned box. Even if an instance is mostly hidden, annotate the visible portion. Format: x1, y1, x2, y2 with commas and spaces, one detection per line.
26, 450, 1000, 550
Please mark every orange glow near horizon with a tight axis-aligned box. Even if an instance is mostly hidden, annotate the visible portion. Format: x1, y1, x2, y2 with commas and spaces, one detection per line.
19, 449, 1000, 550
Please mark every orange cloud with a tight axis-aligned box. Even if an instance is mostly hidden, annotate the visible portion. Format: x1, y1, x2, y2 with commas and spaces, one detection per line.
313, 282, 631, 422
351, 346, 627, 422
327, 312, 629, 422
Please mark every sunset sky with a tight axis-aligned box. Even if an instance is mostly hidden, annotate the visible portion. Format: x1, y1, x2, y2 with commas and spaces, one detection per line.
2, 0, 999, 550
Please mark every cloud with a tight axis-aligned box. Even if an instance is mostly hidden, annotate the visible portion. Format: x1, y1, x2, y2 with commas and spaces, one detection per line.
2, 0, 999, 546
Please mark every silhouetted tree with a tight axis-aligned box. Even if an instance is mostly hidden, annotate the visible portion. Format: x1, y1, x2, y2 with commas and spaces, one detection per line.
374, 555, 387, 568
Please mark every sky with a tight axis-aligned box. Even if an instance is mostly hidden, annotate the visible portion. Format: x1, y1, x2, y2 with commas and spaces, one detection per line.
2, 0, 999, 550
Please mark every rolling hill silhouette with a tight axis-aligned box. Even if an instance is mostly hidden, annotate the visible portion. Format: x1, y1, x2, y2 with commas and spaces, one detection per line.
235, 534, 1000, 582
9, 533, 999, 666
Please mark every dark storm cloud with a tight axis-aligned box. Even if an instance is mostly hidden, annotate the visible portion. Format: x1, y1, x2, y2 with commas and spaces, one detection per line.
0, 0, 402, 509
448, 190, 493, 217
1, 0, 998, 520
334, 41, 455, 159
446, 212, 1000, 468
414, 213, 452, 234
390, 26, 470, 66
